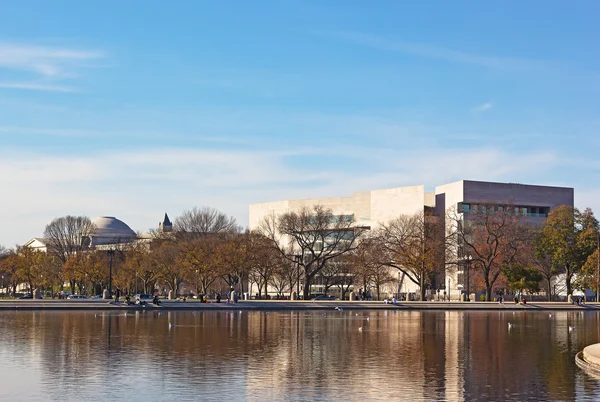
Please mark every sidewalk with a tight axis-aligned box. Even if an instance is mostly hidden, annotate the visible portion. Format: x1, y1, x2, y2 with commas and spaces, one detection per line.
1, 299, 599, 311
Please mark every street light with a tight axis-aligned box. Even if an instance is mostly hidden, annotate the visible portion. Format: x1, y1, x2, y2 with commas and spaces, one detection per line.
448, 278, 451, 301
294, 254, 302, 300
465, 254, 472, 301
107, 248, 115, 298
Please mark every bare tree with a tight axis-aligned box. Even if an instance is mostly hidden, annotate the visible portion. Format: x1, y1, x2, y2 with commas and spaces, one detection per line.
43, 216, 96, 264
378, 210, 444, 301
247, 231, 280, 298
317, 261, 345, 296
174, 207, 240, 239
449, 204, 530, 301
260, 205, 367, 300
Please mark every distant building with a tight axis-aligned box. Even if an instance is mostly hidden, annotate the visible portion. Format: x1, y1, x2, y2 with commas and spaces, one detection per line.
249, 180, 574, 299
159, 213, 173, 233
89, 216, 137, 246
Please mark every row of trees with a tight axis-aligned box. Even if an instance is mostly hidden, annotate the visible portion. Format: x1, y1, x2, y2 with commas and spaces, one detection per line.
0, 203, 598, 301
257, 203, 600, 302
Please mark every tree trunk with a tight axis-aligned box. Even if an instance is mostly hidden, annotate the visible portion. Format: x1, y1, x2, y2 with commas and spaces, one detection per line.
303, 274, 311, 300
486, 284, 493, 301
420, 275, 426, 301
173, 278, 178, 297
566, 267, 572, 296
546, 278, 552, 302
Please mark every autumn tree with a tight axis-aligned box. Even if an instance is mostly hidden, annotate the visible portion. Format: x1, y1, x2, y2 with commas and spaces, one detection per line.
179, 235, 223, 296
118, 242, 155, 295
63, 250, 108, 295
505, 263, 543, 295
531, 232, 560, 301
151, 241, 185, 296
379, 210, 444, 301
536, 206, 598, 296
260, 205, 367, 300
217, 232, 254, 295
0, 251, 20, 296
450, 204, 530, 301
15, 246, 57, 295
574, 234, 600, 299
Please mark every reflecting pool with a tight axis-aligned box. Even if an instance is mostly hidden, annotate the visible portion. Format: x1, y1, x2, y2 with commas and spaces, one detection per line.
1, 310, 599, 401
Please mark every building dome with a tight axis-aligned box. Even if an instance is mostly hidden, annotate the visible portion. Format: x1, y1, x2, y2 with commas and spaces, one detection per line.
90, 216, 136, 245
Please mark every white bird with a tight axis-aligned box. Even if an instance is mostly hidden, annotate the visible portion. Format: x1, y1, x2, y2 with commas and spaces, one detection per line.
355, 313, 359, 316
322, 313, 327, 317
169, 322, 175, 328
549, 314, 552, 318
508, 323, 515, 329
358, 327, 363, 332
335, 307, 343, 311
366, 317, 370, 321
569, 326, 574, 332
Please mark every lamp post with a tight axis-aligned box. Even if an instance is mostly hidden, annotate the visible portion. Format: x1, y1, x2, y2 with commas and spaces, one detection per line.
107, 249, 115, 298
465, 254, 472, 301
448, 278, 451, 301
295, 254, 302, 300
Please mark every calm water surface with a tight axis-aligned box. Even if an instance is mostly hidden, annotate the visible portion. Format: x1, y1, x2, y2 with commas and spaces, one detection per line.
1, 310, 600, 401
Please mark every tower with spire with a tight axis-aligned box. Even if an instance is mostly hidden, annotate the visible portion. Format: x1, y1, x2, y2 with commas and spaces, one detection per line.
159, 213, 173, 233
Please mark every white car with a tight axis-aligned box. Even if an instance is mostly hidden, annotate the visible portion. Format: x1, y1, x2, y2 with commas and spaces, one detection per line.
67, 294, 87, 300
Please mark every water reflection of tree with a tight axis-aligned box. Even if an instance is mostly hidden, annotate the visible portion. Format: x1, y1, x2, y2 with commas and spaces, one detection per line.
1, 311, 597, 401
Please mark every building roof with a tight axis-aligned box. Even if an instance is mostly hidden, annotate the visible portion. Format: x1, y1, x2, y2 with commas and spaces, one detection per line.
162, 213, 172, 226
92, 216, 136, 239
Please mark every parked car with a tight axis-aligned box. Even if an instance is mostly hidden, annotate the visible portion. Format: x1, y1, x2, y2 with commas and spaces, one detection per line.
67, 294, 87, 300
135, 294, 153, 305
18, 294, 33, 299
312, 294, 336, 301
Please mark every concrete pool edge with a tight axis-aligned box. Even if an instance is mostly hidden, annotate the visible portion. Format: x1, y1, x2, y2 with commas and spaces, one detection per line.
3, 300, 600, 311
577, 345, 600, 378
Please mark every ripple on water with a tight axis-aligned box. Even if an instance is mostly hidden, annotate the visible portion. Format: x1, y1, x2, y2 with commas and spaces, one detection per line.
1, 310, 600, 401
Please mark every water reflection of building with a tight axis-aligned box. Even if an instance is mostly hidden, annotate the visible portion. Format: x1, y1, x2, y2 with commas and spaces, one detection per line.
1, 310, 592, 401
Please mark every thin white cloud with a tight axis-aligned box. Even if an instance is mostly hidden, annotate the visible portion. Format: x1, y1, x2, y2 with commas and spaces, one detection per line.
0, 43, 103, 76
0, 145, 571, 247
471, 102, 493, 113
0, 42, 104, 92
314, 30, 542, 71
0, 82, 76, 92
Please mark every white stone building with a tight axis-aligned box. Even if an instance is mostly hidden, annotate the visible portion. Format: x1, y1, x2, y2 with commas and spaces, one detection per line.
249, 180, 574, 300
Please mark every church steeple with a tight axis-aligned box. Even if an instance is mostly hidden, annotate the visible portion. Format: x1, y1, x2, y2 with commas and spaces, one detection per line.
159, 213, 173, 233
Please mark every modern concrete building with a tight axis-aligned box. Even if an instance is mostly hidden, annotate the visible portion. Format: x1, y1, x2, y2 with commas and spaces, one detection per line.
249, 180, 574, 299
435, 180, 574, 300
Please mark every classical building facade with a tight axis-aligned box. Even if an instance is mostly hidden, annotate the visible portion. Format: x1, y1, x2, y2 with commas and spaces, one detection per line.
249, 180, 574, 300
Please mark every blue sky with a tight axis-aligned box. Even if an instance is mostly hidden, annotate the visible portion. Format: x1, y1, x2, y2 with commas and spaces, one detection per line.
1, 0, 599, 246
